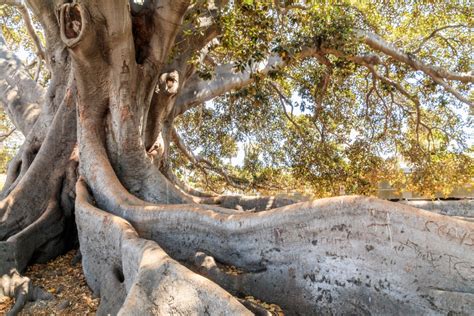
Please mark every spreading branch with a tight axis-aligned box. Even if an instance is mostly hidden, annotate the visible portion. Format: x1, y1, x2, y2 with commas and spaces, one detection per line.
345, 57, 428, 145
0, 0, 46, 61
174, 47, 320, 116
361, 63, 435, 147
358, 30, 473, 84
412, 24, 469, 54
149, 0, 191, 66
332, 32, 472, 106
269, 82, 306, 139
176, 28, 473, 119
171, 126, 251, 191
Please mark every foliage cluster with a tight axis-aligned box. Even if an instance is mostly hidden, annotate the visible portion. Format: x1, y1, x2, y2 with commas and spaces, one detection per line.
2, 0, 473, 198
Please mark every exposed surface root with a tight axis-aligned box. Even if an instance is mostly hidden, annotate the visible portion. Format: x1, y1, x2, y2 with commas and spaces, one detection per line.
73, 118, 474, 314
75, 183, 252, 315
238, 297, 284, 316
56, 1, 474, 313
192, 252, 284, 315
82, 175, 473, 315
402, 199, 473, 219
0, 269, 53, 316
0, 200, 65, 274
0, 250, 99, 315
193, 251, 245, 291
0, 86, 77, 276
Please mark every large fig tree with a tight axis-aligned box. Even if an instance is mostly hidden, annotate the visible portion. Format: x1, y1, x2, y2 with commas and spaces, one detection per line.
0, 0, 473, 315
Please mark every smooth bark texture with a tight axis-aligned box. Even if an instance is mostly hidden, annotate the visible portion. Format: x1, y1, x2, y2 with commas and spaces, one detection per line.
76, 180, 250, 315
78, 182, 474, 315
0, 1, 472, 315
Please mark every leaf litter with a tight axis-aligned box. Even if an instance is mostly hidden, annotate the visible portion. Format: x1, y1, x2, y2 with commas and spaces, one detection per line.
1, 250, 285, 315
0, 249, 99, 315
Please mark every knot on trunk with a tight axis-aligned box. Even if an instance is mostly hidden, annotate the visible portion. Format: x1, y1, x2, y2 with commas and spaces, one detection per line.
59, 2, 88, 48
158, 71, 179, 95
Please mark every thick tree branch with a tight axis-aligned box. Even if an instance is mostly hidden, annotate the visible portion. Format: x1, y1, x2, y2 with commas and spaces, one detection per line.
17, 4, 45, 61
175, 0, 227, 60
0, 0, 46, 61
428, 74, 472, 105
149, 0, 191, 66
175, 57, 283, 115
22, 0, 62, 49
358, 30, 473, 84
174, 48, 319, 116
176, 23, 220, 63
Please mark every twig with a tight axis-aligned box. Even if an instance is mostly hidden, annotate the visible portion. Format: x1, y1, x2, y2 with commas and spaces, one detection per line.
0, 127, 16, 142
412, 24, 468, 54
171, 126, 250, 191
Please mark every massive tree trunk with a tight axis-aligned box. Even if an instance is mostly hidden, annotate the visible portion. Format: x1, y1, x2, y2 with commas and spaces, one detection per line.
0, 1, 473, 315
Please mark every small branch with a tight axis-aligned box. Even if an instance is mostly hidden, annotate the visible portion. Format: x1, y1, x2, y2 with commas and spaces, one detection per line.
171, 126, 250, 191
0, 127, 16, 142
371, 75, 389, 137
269, 82, 306, 139
33, 57, 41, 81
269, 81, 329, 145
436, 35, 458, 55
412, 24, 468, 54
171, 126, 200, 166
363, 64, 436, 149
312, 53, 333, 120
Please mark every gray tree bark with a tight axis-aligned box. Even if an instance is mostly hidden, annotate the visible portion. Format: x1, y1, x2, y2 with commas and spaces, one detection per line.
0, 1, 472, 315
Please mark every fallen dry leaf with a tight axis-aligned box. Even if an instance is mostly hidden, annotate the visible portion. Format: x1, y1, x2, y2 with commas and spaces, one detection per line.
0, 249, 99, 316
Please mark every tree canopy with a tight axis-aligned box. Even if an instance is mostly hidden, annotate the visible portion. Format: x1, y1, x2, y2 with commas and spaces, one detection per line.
1, 0, 472, 198
0, 1, 473, 315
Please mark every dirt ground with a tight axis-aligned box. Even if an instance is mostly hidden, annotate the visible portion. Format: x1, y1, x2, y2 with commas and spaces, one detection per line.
0, 249, 99, 315
1, 249, 284, 315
